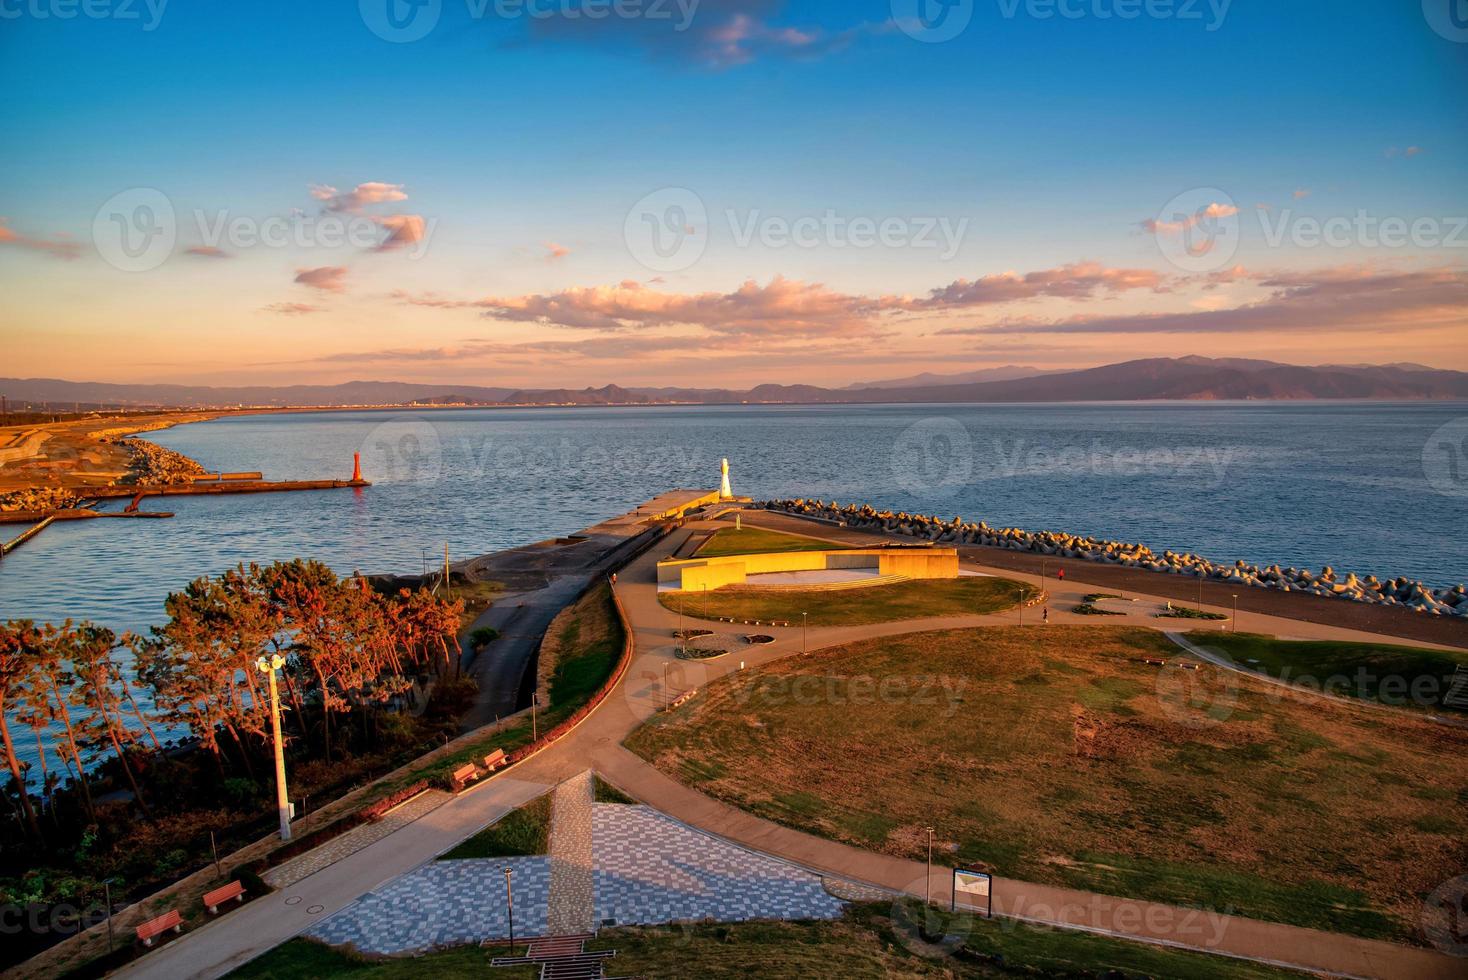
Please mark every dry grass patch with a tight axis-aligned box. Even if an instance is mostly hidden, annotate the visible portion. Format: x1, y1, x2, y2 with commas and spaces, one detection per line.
659, 576, 1036, 626
626, 625, 1468, 943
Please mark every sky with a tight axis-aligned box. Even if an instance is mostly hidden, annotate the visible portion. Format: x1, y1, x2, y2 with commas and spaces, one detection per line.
1, 0, 1466, 388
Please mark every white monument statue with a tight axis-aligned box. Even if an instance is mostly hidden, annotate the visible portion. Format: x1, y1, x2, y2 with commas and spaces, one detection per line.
719, 457, 733, 498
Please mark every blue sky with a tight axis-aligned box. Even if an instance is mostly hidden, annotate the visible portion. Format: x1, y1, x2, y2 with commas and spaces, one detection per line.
2, 0, 1465, 385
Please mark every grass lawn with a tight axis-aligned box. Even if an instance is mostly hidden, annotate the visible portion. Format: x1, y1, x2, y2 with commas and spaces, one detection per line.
627, 625, 1468, 943
594, 774, 637, 804
695, 526, 840, 557
437, 793, 551, 859
232, 903, 1307, 979
544, 581, 624, 710
1188, 631, 1468, 710
659, 577, 1037, 626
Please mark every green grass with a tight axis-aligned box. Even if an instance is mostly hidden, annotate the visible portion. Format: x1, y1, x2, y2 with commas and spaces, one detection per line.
660, 576, 1037, 627
437, 793, 551, 859
628, 625, 1468, 943
1157, 606, 1228, 620
694, 526, 839, 557
1188, 631, 1468, 710
547, 582, 624, 711
231, 905, 1308, 979
1073, 603, 1125, 616
594, 774, 637, 804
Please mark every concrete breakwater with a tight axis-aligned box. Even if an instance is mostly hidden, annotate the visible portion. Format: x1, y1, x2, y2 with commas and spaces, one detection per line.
108, 436, 207, 485
760, 499, 1468, 619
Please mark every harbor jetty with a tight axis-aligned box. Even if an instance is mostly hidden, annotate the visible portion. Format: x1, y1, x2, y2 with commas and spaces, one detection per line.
761, 498, 1468, 619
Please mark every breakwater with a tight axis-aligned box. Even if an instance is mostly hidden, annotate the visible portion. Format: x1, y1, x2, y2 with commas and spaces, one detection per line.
760, 499, 1468, 619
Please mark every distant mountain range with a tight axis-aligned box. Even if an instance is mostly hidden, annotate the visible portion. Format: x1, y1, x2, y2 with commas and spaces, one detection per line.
3, 357, 1466, 411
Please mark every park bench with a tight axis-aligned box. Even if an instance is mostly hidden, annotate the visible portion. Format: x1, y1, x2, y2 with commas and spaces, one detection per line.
1142, 658, 1167, 667
135, 909, 182, 947
482, 749, 507, 772
665, 688, 699, 711
202, 880, 246, 914
451, 763, 480, 791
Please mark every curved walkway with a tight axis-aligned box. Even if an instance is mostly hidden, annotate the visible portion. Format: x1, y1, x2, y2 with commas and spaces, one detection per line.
117, 514, 1465, 980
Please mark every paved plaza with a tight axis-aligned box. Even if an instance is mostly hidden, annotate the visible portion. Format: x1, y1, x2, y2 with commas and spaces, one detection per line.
307, 793, 847, 955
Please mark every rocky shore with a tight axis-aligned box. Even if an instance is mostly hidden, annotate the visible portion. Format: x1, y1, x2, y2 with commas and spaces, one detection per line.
0, 487, 80, 513
108, 436, 207, 486
760, 499, 1468, 619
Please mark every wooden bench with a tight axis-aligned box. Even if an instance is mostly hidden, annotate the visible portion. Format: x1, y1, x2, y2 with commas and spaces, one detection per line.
665, 689, 699, 711
135, 909, 182, 947
203, 880, 246, 914
451, 763, 480, 791
482, 749, 507, 772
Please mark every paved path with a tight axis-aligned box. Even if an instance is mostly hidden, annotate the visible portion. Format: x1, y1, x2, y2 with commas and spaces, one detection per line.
116, 508, 1466, 980
546, 771, 596, 935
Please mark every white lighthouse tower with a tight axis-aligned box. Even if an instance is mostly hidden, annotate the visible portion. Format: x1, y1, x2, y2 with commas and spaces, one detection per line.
719, 458, 733, 499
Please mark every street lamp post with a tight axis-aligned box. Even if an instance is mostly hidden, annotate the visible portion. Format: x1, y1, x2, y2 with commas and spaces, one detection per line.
1018, 588, 1024, 626
503, 866, 515, 952
703, 584, 708, 619
256, 654, 291, 842
925, 827, 935, 906
801, 612, 807, 656
1232, 594, 1239, 632
531, 693, 538, 742
103, 878, 117, 953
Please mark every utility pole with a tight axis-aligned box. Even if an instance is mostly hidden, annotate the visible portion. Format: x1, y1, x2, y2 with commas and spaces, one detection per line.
503, 867, 516, 952
925, 827, 935, 906
1232, 594, 1239, 632
801, 612, 808, 655
531, 693, 538, 742
1018, 588, 1024, 626
257, 654, 292, 841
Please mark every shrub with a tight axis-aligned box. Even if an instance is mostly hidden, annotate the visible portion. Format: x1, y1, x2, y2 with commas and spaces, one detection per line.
469, 626, 500, 649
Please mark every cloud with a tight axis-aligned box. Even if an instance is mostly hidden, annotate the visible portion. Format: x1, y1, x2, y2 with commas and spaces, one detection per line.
949, 266, 1468, 336
1292, 189, 1311, 199
262, 302, 324, 315
185, 245, 231, 258
1141, 203, 1239, 237
294, 265, 349, 292
914, 262, 1166, 308
371, 214, 427, 251
1385, 146, 1424, 158
0, 218, 81, 259
544, 241, 571, 261
519, 0, 879, 69
395, 262, 1171, 338
310, 182, 409, 213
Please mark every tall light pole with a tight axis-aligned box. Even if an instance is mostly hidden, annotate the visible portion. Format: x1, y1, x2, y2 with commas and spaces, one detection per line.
801, 612, 808, 656
703, 584, 708, 619
503, 866, 515, 952
103, 877, 117, 953
256, 654, 291, 841
1231, 594, 1239, 632
531, 693, 538, 742
1018, 588, 1024, 626
925, 827, 935, 906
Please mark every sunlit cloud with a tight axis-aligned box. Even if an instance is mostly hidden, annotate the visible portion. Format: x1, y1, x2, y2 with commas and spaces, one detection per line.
0, 218, 81, 259
185, 245, 231, 258
294, 265, 349, 292
310, 181, 409, 213
261, 302, 325, 315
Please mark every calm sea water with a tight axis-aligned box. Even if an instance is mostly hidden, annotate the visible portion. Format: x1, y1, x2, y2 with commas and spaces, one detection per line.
2, 401, 1465, 768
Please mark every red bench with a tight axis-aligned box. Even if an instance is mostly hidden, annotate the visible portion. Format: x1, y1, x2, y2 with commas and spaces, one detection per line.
136, 909, 182, 947
203, 880, 246, 914
482, 749, 507, 772
451, 763, 480, 791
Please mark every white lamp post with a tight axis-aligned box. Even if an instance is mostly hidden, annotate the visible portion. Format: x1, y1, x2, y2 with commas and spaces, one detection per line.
256, 654, 291, 841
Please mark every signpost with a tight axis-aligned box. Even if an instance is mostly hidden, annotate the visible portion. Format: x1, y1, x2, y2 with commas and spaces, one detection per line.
952, 868, 993, 918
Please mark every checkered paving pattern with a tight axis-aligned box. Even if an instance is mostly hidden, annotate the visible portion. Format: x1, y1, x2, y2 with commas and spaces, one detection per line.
307, 857, 550, 954
592, 804, 846, 926
547, 772, 596, 935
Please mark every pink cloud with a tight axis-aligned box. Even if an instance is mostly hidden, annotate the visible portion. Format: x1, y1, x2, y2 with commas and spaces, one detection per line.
915, 262, 1166, 307
1292, 189, 1311, 200
310, 181, 409, 213
294, 265, 349, 292
0, 218, 81, 260
262, 302, 324, 315
371, 214, 427, 251
544, 241, 571, 261
1142, 203, 1239, 237
185, 245, 230, 258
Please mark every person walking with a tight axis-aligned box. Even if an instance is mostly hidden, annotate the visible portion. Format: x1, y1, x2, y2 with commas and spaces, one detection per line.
1042, 606, 1050, 625
1056, 568, 1065, 582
